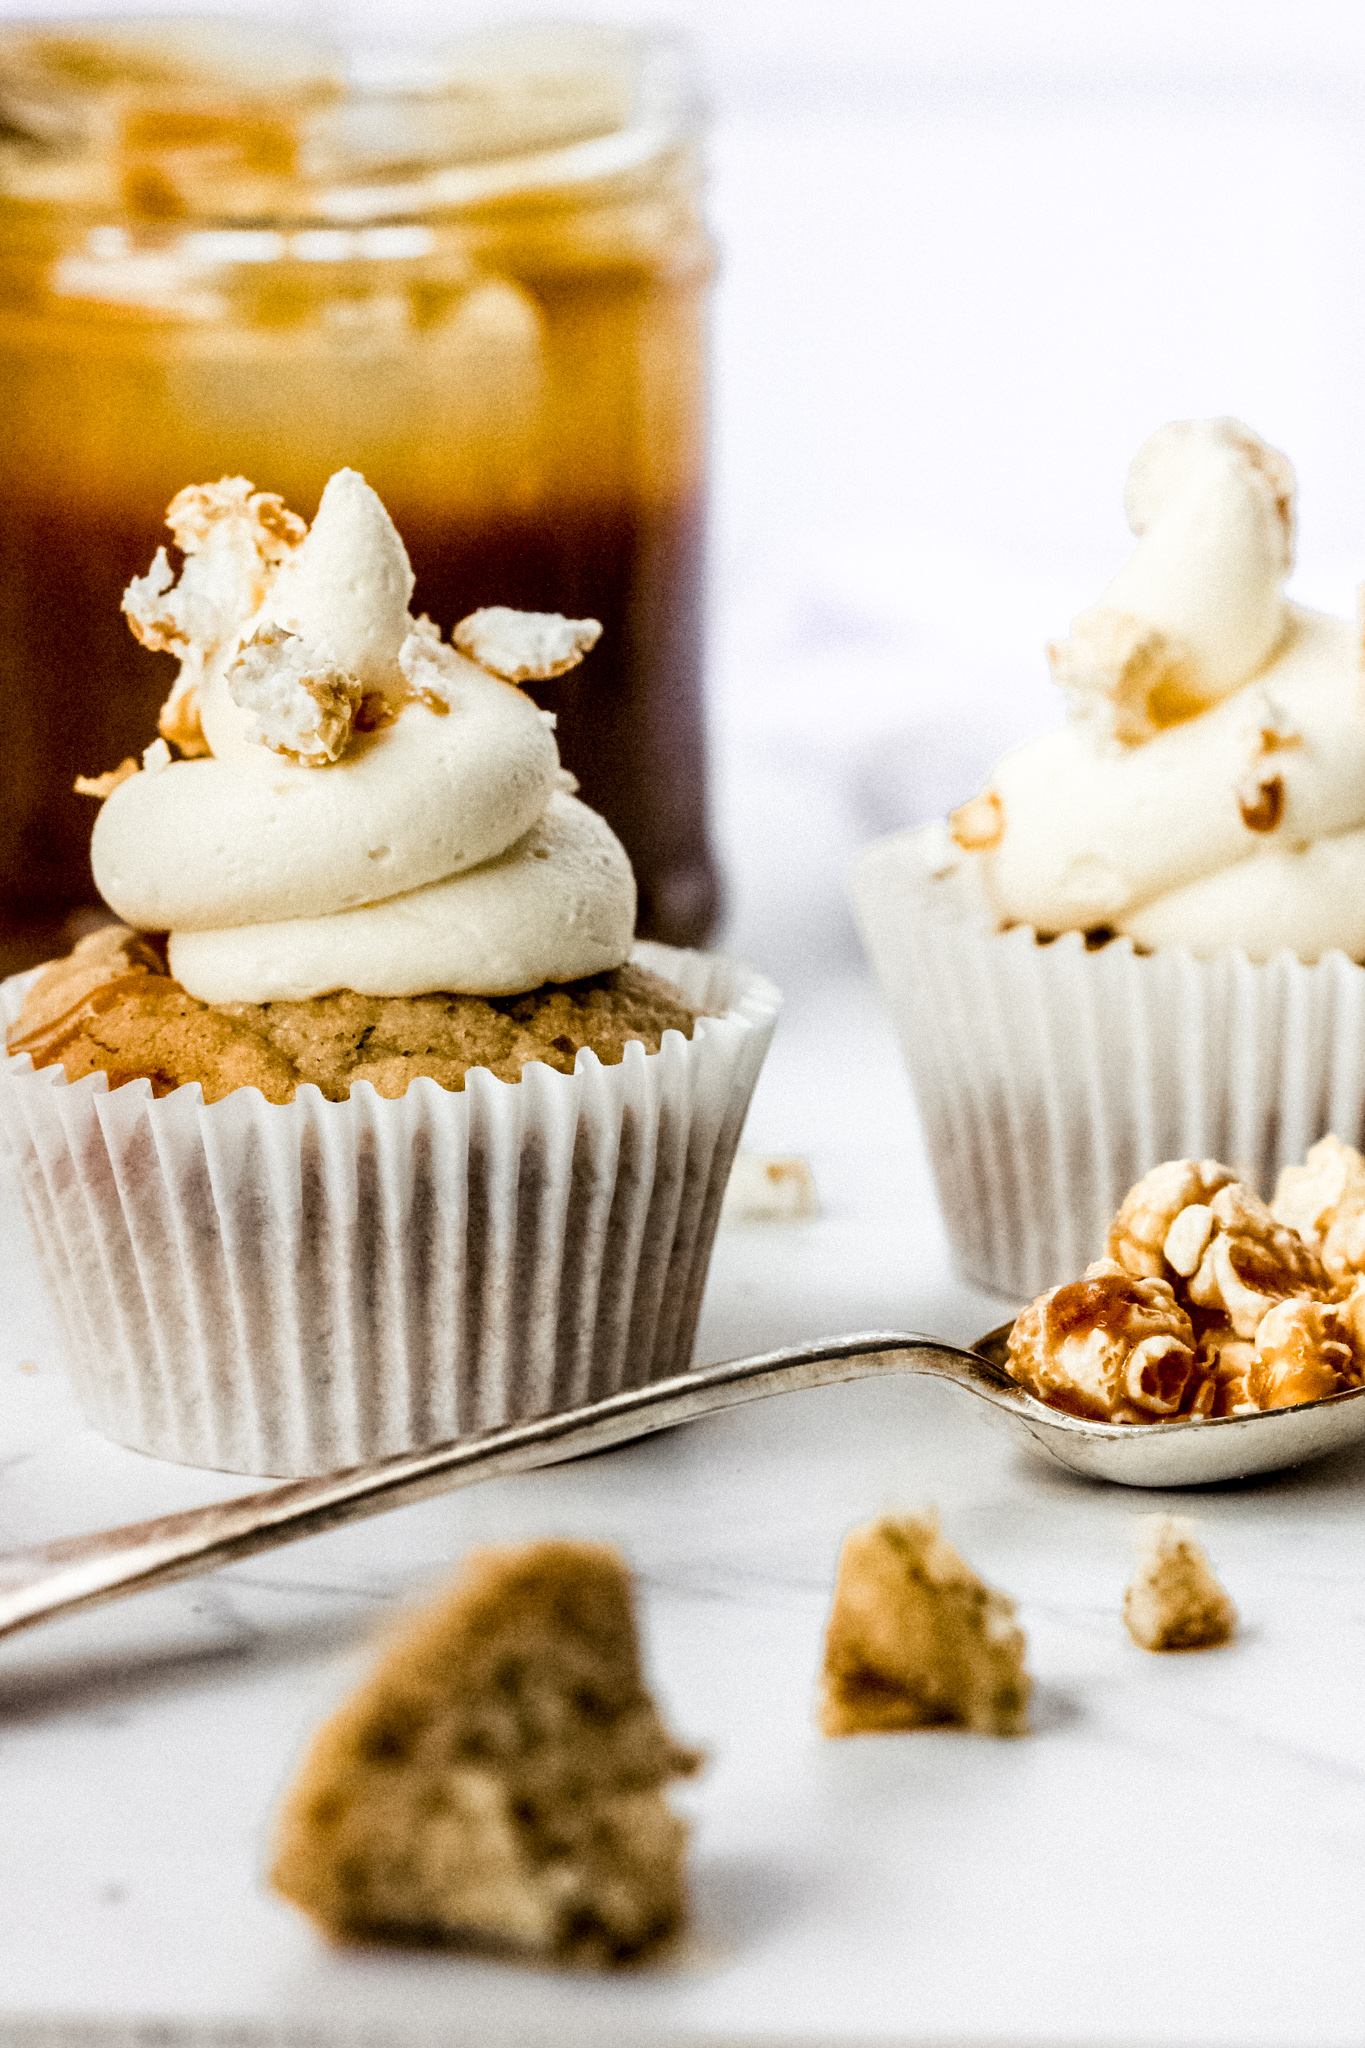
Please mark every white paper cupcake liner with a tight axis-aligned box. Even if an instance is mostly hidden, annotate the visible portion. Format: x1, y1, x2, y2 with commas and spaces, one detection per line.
852, 823, 1365, 1301
0, 943, 778, 1476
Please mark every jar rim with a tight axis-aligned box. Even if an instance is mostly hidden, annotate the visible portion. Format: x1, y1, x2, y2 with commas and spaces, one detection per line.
0, 16, 704, 223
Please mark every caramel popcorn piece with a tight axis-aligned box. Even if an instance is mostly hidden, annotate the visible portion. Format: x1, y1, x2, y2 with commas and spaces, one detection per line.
1183, 1181, 1330, 1338
1107, 1157, 1239, 1281
122, 474, 307, 754
1122, 1516, 1237, 1651
453, 607, 602, 684
1244, 1296, 1363, 1409
227, 625, 362, 766
819, 1512, 1030, 1738
1014, 1144, 1365, 1424
73, 757, 139, 800
1007, 1258, 1201, 1421
948, 788, 1005, 852
1272, 1134, 1365, 1283
271, 1540, 700, 1965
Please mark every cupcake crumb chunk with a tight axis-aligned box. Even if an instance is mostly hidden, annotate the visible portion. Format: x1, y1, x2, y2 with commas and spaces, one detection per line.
270, 1540, 701, 1965
819, 1511, 1030, 1738
1123, 1516, 1236, 1651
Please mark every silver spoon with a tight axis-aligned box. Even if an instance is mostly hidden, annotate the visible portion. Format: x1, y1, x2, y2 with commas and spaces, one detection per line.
3, 1323, 1365, 1643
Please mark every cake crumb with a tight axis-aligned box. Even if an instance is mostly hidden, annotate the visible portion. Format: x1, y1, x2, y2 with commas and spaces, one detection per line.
721, 1152, 819, 1223
818, 1512, 1030, 1737
1122, 1515, 1236, 1651
270, 1540, 701, 1965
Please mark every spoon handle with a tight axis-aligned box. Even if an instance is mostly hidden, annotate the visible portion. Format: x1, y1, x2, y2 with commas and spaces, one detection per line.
0, 1331, 1020, 1643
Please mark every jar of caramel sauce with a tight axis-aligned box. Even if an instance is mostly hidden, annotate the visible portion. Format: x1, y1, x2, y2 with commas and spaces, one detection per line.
0, 20, 718, 974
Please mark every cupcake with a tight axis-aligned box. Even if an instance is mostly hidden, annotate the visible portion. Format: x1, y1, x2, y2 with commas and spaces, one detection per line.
852, 417, 1365, 1298
1, 472, 777, 1475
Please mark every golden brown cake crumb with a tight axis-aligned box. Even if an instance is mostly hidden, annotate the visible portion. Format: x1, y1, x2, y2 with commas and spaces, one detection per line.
270, 1540, 701, 1965
7, 927, 702, 1104
1122, 1516, 1237, 1651
818, 1512, 1030, 1738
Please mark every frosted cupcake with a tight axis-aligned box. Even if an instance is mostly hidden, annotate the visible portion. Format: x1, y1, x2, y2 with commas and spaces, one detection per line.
852, 418, 1365, 1298
2, 472, 776, 1474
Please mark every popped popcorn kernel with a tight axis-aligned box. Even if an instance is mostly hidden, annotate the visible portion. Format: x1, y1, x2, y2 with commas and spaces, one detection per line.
1007, 1258, 1200, 1422
453, 607, 602, 684
228, 625, 362, 767
1107, 1158, 1239, 1281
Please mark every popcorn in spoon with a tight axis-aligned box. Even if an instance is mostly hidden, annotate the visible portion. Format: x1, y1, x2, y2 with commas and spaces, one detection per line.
1179, 1182, 1331, 1338
1272, 1132, 1365, 1283
454, 606, 602, 684
1007, 1259, 1203, 1422
122, 476, 306, 757
227, 625, 362, 767
1046, 418, 1295, 746
1012, 1144, 1365, 1422
1107, 1157, 1240, 1282
1123, 1516, 1237, 1651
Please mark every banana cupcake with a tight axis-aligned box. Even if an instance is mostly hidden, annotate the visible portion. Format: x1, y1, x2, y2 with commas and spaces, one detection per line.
852, 418, 1365, 1297
1, 472, 777, 1474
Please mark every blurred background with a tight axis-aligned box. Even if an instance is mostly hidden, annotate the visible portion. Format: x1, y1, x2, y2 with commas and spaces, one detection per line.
4, 0, 1365, 1155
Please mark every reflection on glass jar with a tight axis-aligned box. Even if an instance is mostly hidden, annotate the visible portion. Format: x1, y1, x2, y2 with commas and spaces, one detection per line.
0, 19, 718, 973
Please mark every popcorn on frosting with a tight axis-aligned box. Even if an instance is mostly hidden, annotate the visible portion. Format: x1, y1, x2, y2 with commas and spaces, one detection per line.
1047, 418, 1294, 746
453, 607, 602, 683
228, 626, 362, 767
122, 476, 306, 757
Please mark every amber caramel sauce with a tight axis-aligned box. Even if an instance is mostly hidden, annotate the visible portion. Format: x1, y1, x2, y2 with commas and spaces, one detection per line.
0, 158, 718, 972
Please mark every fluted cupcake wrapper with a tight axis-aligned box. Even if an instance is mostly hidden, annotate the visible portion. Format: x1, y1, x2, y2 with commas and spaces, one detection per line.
0, 943, 778, 1476
852, 824, 1365, 1301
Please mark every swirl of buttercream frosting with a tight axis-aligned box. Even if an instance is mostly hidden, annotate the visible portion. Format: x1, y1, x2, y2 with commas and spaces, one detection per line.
955, 420, 1365, 963
92, 469, 634, 1000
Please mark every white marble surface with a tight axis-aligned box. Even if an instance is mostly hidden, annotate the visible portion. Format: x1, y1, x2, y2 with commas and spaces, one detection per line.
4, 968, 1365, 2048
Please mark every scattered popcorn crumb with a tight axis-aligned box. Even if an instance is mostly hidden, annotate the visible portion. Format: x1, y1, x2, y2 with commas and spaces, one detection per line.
819, 1511, 1030, 1737
1123, 1516, 1236, 1651
73, 758, 139, 800
948, 788, 1004, 852
228, 626, 362, 767
453, 607, 602, 683
18, 1360, 37, 1374
721, 1152, 820, 1224
141, 738, 172, 775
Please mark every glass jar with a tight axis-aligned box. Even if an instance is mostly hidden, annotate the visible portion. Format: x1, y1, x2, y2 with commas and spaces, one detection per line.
0, 18, 718, 974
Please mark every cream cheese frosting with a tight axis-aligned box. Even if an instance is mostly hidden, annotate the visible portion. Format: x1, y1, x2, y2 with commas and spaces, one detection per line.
94, 469, 634, 1000
954, 419, 1365, 962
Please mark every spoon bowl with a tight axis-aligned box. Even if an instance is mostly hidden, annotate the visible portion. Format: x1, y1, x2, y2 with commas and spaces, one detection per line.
3, 1323, 1364, 1642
